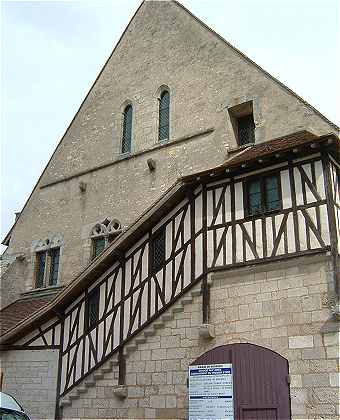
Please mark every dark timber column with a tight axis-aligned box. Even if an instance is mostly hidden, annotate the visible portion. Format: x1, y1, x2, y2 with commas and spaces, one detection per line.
322, 152, 339, 301
202, 184, 209, 323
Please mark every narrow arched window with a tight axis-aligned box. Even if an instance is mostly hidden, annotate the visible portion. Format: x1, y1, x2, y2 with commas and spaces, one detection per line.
122, 104, 132, 153
158, 90, 170, 141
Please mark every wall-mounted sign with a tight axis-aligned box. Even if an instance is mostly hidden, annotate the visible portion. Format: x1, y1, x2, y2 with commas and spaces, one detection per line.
188, 363, 234, 420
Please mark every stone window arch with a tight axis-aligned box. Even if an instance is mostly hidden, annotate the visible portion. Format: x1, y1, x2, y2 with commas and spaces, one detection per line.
90, 218, 122, 259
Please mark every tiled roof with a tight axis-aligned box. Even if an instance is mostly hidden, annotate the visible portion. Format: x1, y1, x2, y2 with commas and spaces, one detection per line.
225, 130, 320, 168
0, 296, 54, 337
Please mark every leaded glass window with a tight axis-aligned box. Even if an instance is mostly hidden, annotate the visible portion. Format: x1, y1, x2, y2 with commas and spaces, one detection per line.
158, 91, 170, 141
49, 248, 60, 286
151, 227, 166, 273
265, 176, 280, 211
246, 174, 281, 216
122, 105, 132, 153
36, 252, 46, 288
87, 289, 100, 328
248, 180, 262, 215
93, 237, 106, 258
237, 114, 255, 145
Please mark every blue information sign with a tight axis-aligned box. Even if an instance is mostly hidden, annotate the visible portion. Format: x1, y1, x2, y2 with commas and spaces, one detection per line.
188, 363, 234, 420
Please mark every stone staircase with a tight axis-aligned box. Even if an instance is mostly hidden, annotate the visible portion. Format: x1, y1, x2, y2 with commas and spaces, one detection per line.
59, 284, 202, 410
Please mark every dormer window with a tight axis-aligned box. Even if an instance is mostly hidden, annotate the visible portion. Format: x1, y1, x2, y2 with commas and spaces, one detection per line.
228, 101, 255, 146
236, 114, 255, 145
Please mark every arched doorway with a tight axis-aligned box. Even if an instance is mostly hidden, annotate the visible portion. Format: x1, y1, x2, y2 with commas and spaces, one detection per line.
190, 343, 291, 420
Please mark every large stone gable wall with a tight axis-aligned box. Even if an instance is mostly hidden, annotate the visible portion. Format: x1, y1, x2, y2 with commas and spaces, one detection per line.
4, 0, 338, 297
60, 255, 339, 420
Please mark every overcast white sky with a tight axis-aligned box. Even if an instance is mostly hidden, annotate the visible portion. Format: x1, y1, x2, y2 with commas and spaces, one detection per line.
1, 0, 339, 250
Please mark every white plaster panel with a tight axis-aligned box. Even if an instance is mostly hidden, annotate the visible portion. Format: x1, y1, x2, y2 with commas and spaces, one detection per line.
281, 170, 292, 209
298, 211, 307, 251
294, 167, 304, 206
315, 160, 326, 199
235, 182, 244, 220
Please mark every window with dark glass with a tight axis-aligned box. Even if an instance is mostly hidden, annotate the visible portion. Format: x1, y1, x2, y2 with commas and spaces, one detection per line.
49, 248, 60, 286
237, 114, 255, 145
151, 227, 166, 273
158, 91, 170, 141
35, 248, 60, 288
246, 174, 281, 216
36, 251, 46, 288
87, 288, 100, 329
121, 105, 132, 153
92, 237, 106, 259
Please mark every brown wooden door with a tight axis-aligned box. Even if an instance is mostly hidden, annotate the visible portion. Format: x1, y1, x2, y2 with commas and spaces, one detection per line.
191, 343, 291, 420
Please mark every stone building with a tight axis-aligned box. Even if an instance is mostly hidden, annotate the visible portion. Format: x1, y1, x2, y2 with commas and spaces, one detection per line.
0, 1, 339, 419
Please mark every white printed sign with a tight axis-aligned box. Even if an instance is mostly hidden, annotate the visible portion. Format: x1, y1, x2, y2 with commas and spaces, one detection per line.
188, 363, 234, 420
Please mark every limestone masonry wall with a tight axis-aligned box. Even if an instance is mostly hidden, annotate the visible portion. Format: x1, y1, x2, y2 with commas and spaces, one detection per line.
61, 255, 339, 420
1, 349, 59, 420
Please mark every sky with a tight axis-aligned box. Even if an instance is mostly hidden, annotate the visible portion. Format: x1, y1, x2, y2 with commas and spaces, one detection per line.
1, 0, 339, 251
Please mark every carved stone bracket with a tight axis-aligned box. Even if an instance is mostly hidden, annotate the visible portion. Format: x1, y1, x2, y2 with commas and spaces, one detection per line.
113, 385, 127, 399
199, 323, 215, 339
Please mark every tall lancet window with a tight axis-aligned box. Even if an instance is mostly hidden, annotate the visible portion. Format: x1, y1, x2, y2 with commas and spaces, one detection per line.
122, 104, 132, 153
158, 90, 170, 141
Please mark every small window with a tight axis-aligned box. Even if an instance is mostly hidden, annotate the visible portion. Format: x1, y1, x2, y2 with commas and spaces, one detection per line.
86, 288, 100, 329
246, 174, 281, 216
236, 114, 255, 146
151, 227, 166, 273
35, 248, 60, 288
36, 251, 46, 288
49, 248, 60, 286
92, 237, 106, 259
158, 91, 170, 141
121, 104, 132, 153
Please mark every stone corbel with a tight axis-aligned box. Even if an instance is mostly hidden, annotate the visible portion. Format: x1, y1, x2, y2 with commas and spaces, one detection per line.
199, 323, 215, 339
113, 385, 128, 399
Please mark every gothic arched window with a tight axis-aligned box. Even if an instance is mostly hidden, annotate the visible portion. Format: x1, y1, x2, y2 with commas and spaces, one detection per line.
158, 90, 170, 141
121, 104, 133, 153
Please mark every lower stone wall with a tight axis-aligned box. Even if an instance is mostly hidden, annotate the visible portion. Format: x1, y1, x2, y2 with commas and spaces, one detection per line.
1, 349, 58, 420
61, 253, 339, 419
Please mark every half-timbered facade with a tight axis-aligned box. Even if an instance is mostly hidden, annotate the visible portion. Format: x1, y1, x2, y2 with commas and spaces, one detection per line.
1, 131, 339, 419
1, 1, 339, 419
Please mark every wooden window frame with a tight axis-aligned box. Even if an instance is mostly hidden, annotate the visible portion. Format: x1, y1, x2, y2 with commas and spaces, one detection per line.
34, 247, 60, 289
85, 288, 100, 332
151, 227, 166, 274
243, 172, 282, 218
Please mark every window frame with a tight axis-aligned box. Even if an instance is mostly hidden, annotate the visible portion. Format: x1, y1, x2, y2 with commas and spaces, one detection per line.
121, 104, 133, 154
92, 237, 107, 260
34, 247, 61, 289
236, 113, 255, 146
151, 226, 166, 274
158, 90, 170, 142
243, 172, 282, 218
85, 288, 100, 331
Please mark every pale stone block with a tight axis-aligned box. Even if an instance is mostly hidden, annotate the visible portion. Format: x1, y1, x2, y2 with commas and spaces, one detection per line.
262, 326, 287, 338
271, 314, 292, 327
302, 347, 326, 360
166, 395, 177, 408
323, 332, 340, 347
162, 359, 181, 371
261, 280, 278, 293
329, 372, 339, 387
151, 348, 167, 360
302, 373, 330, 387
238, 304, 249, 320
248, 302, 263, 318
289, 335, 314, 349
287, 286, 309, 297
160, 335, 180, 348
326, 346, 339, 359
255, 292, 272, 302
290, 374, 302, 388
150, 395, 166, 408
290, 360, 311, 374
253, 317, 271, 329
152, 372, 167, 385
136, 372, 152, 385
311, 308, 330, 322
172, 371, 187, 385
140, 350, 151, 360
